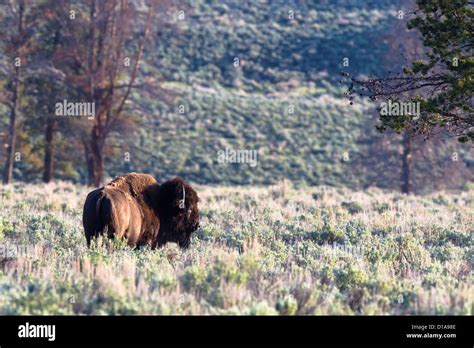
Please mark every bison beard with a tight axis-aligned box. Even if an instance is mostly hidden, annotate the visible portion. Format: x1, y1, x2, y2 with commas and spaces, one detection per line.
82, 173, 200, 249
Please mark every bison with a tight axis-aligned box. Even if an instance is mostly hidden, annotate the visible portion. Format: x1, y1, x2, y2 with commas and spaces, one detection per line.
82, 173, 200, 249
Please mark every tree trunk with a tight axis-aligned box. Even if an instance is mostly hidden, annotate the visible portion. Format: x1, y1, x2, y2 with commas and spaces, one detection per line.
91, 150, 104, 187
42, 118, 57, 183
83, 139, 95, 186
89, 125, 104, 187
3, 88, 18, 184
2, 1, 24, 184
401, 131, 412, 194
42, 28, 61, 183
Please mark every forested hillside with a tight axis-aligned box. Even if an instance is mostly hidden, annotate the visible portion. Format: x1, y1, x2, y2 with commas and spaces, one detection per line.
1, 0, 472, 191
125, 0, 472, 191
131, 0, 396, 187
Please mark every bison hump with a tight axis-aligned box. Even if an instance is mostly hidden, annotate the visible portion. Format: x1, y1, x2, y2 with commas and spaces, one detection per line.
107, 173, 158, 197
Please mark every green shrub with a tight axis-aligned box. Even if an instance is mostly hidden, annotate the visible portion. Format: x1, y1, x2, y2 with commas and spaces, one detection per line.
341, 201, 364, 215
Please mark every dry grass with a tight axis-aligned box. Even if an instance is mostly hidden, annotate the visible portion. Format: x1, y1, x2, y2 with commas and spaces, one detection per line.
0, 181, 472, 315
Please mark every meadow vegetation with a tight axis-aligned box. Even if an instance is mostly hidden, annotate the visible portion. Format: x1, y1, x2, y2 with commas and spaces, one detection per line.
0, 182, 472, 315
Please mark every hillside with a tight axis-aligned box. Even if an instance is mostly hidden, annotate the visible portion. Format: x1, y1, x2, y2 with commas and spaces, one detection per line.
0, 182, 472, 314
128, 86, 372, 186
111, 0, 471, 191
128, 0, 397, 187
151, 0, 396, 89
1, 0, 472, 190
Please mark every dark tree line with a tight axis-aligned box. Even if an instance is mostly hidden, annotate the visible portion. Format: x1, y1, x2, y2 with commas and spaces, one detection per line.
1, 0, 160, 186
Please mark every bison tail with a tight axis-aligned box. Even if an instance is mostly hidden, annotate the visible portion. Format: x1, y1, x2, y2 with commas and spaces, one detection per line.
95, 193, 115, 240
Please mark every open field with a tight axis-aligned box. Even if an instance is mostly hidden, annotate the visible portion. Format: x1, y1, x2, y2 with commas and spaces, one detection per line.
0, 182, 472, 315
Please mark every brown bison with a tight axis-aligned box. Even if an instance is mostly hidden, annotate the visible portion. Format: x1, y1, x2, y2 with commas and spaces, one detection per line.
82, 173, 200, 249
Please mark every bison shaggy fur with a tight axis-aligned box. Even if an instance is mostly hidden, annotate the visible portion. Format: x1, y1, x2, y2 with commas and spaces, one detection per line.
82, 173, 200, 249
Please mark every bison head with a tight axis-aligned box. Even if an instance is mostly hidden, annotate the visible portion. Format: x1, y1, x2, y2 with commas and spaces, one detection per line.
155, 177, 200, 249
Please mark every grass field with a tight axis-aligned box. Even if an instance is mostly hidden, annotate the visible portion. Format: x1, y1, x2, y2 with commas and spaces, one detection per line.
0, 182, 472, 315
